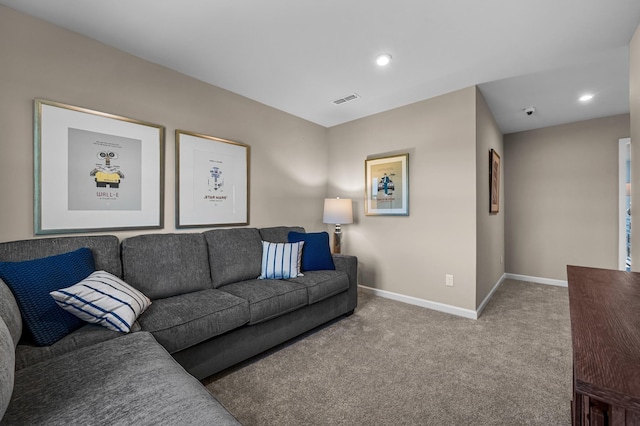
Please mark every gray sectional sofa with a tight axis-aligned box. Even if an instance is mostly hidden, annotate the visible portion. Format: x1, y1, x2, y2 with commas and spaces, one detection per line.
0, 226, 358, 425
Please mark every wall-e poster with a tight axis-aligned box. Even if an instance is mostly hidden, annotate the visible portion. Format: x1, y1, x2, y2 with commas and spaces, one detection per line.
67, 128, 142, 211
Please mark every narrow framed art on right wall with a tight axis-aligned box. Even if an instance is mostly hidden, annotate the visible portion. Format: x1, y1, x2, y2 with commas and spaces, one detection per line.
489, 149, 500, 213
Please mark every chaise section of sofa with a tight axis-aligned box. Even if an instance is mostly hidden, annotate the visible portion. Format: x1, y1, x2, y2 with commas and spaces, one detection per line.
0, 235, 241, 425
2, 330, 241, 426
0, 275, 240, 425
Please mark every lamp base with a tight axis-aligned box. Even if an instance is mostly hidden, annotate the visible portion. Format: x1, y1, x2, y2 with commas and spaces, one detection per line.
333, 224, 342, 254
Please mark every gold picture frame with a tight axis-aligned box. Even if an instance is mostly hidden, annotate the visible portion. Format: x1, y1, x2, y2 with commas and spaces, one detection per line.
34, 99, 165, 234
490, 149, 501, 213
365, 153, 409, 216
175, 130, 250, 228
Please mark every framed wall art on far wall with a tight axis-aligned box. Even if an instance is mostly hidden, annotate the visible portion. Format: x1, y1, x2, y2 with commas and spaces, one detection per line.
489, 148, 501, 213
176, 130, 250, 228
34, 99, 165, 235
365, 153, 409, 216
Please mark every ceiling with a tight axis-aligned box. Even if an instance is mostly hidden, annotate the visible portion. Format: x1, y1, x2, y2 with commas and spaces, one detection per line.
1, 1, 639, 134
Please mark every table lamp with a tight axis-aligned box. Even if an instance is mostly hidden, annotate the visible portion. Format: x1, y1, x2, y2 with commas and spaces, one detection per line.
323, 197, 353, 254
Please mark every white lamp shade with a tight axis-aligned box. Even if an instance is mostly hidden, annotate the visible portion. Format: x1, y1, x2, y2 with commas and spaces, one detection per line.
323, 198, 353, 224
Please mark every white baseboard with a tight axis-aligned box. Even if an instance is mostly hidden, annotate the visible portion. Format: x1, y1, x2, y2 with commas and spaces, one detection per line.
504, 273, 568, 287
358, 273, 564, 320
476, 273, 506, 318
358, 285, 480, 320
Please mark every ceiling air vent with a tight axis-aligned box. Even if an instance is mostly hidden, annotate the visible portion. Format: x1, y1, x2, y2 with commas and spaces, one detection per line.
332, 93, 360, 105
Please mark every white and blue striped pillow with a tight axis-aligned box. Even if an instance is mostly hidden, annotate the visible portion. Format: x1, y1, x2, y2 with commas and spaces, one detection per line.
50, 270, 151, 333
259, 241, 304, 279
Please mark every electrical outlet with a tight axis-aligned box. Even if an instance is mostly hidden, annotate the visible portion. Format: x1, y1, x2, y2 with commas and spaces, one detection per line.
445, 274, 454, 287
500, 256, 503, 265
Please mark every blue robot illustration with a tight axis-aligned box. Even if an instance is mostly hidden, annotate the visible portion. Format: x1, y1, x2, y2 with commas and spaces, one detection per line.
208, 166, 223, 191
377, 173, 395, 195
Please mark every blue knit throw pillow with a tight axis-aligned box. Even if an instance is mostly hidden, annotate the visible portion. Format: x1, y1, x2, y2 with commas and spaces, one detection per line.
0, 247, 95, 346
288, 231, 335, 271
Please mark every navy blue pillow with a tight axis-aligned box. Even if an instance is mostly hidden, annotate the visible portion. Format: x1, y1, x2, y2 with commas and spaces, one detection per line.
0, 247, 95, 346
288, 231, 335, 271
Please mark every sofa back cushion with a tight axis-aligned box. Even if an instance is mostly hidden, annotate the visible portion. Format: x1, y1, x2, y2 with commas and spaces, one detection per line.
259, 226, 305, 243
0, 316, 15, 420
204, 228, 262, 288
121, 233, 212, 299
0, 235, 121, 277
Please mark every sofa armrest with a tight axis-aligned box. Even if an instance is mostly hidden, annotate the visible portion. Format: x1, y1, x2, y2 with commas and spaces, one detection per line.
332, 254, 358, 312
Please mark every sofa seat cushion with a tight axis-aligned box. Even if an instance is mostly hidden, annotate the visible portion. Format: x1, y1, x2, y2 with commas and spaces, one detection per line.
136, 289, 249, 354
287, 270, 350, 304
220, 279, 308, 325
15, 323, 123, 370
3, 332, 240, 426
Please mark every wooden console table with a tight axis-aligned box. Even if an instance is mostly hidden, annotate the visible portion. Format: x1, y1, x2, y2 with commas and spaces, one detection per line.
568, 266, 640, 425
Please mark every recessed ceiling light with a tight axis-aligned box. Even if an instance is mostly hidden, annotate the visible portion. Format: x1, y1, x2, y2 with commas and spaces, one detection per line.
376, 54, 392, 66
579, 94, 594, 102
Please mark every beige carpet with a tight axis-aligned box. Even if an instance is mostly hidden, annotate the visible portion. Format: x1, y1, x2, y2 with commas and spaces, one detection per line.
203, 279, 572, 425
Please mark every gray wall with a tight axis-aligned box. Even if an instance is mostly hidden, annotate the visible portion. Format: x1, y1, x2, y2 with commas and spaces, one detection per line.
631, 24, 640, 270
0, 6, 328, 242
475, 88, 505, 306
327, 87, 483, 311
504, 114, 630, 280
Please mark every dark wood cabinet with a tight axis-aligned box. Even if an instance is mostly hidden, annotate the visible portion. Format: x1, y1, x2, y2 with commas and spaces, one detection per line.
568, 266, 640, 426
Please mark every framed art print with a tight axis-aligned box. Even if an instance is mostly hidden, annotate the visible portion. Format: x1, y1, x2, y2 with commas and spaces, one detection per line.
176, 130, 250, 228
365, 153, 409, 216
34, 99, 164, 234
490, 148, 500, 213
